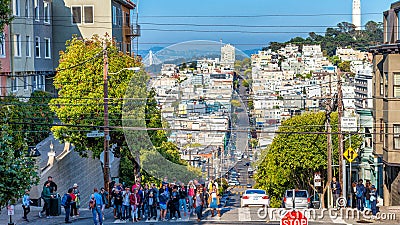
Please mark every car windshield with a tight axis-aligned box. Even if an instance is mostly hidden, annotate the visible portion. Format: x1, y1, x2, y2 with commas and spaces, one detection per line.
286, 190, 308, 198
246, 190, 265, 195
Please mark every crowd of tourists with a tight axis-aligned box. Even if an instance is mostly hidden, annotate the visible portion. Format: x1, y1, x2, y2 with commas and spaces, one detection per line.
101, 177, 222, 224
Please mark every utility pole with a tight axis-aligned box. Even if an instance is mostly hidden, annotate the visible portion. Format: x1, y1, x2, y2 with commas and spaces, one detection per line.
103, 41, 111, 194
325, 72, 333, 208
337, 72, 344, 198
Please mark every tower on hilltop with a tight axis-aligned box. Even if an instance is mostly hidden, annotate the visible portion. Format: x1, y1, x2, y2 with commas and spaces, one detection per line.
352, 0, 361, 30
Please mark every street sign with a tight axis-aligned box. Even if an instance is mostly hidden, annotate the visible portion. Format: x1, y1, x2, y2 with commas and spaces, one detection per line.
341, 117, 358, 132
343, 147, 358, 163
280, 210, 308, 225
100, 151, 115, 166
314, 172, 322, 187
7, 205, 14, 216
86, 131, 105, 138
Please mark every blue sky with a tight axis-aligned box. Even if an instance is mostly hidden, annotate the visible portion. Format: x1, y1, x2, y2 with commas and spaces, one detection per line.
137, 0, 395, 51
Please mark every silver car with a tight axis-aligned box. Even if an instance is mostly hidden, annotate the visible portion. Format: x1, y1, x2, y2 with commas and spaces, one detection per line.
282, 190, 310, 209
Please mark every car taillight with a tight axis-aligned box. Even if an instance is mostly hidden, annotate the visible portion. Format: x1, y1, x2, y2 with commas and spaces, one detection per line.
262, 196, 269, 199
243, 195, 249, 199
283, 197, 286, 202
307, 198, 310, 203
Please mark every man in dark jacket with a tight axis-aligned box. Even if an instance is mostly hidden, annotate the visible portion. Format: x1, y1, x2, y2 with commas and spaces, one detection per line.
331, 176, 342, 208
356, 179, 365, 211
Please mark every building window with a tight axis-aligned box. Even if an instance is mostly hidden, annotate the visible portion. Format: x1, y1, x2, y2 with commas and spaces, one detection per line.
12, 77, 18, 92
14, 34, 21, 57
384, 122, 388, 149
33, 74, 44, 90
0, 34, 5, 57
34, 0, 39, 21
125, 12, 130, 26
380, 119, 384, 142
394, 125, 400, 149
35, 36, 40, 58
72, 6, 82, 24
83, 6, 94, 23
26, 36, 31, 57
394, 73, 400, 97
117, 8, 121, 26
44, 38, 50, 58
112, 6, 117, 25
23, 75, 27, 90
13, 0, 20, 16
25, 0, 30, 18
44, 2, 50, 24
385, 72, 388, 97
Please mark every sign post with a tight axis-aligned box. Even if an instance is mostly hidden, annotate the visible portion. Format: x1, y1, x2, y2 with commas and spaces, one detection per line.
280, 210, 308, 225
7, 204, 14, 225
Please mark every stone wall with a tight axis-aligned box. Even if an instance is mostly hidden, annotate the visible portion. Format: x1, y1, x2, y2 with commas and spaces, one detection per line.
30, 136, 119, 203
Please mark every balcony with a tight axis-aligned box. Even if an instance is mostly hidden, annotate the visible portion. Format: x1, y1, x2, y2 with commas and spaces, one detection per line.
125, 24, 141, 37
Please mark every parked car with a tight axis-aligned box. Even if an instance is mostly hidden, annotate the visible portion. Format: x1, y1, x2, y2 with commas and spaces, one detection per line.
309, 194, 321, 209
282, 189, 310, 209
241, 189, 270, 207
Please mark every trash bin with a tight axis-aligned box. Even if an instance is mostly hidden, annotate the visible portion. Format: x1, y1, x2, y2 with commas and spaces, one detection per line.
50, 196, 61, 216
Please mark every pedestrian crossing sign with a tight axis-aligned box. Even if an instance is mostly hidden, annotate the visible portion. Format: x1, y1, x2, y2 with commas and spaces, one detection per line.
344, 147, 358, 163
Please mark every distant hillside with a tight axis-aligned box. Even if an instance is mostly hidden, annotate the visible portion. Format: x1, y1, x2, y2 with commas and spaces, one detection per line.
263, 21, 383, 56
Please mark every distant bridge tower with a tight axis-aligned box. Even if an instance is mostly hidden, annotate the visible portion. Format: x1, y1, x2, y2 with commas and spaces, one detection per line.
352, 0, 361, 30
143, 50, 162, 67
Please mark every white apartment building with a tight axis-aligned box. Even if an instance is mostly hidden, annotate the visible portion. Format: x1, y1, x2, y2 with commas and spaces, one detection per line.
354, 68, 373, 109
221, 44, 235, 68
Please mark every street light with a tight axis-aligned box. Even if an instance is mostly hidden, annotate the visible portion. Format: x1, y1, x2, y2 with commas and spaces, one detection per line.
108, 67, 141, 75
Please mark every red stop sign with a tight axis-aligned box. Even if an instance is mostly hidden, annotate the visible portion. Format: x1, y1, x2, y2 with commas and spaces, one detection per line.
280, 210, 308, 225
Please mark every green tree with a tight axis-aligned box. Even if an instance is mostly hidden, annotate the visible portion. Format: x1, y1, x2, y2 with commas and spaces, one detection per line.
0, 0, 12, 33
231, 99, 241, 108
255, 112, 361, 207
0, 107, 39, 209
338, 61, 351, 72
49, 36, 143, 158
242, 79, 250, 88
26, 91, 54, 146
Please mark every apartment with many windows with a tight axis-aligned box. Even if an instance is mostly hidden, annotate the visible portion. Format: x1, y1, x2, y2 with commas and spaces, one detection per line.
1, 0, 53, 96
52, 0, 137, 70
370, 1, 400, 206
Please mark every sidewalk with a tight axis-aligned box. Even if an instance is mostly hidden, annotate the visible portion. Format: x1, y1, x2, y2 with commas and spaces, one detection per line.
0, 204, 93, 225
0, 203, 198, 225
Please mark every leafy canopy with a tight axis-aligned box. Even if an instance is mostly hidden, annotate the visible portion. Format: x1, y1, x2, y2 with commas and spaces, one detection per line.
50, 36, 142, 157
0, 105, 39, 209
255, 112, 361, 207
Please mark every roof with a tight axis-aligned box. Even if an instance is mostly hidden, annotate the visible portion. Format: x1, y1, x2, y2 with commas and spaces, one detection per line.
115, 0, 136, 9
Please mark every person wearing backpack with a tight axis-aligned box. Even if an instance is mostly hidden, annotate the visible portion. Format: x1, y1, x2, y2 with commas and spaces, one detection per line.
356, 179, 365, 211
62, 188, 73, 223
90, 188, 104, 225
